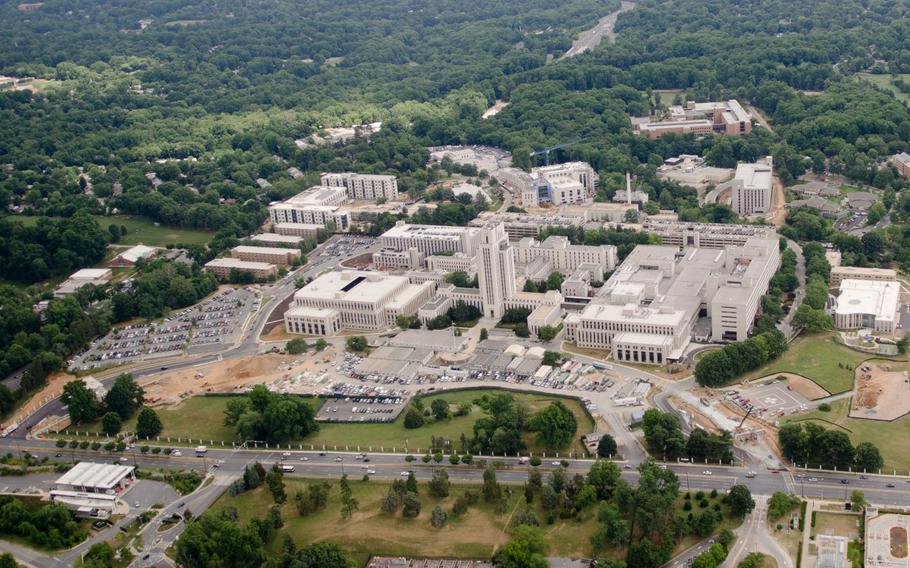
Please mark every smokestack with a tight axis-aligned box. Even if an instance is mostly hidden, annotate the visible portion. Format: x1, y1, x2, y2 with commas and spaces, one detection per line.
626, 172, 632, 205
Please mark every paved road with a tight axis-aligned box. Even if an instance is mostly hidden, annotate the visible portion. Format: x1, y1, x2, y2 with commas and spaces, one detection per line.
723, 495, 792, 568
561, 1, 635, 59
778, 239, 806, 340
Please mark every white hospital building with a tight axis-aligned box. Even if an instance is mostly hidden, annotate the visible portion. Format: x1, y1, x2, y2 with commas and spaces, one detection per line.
520, 162, 597, 208
731, 157, 773, 216
268, 186, 351, 230
285, 270, 434, 336
379, 222, 482, 257
565, 236, 780, 362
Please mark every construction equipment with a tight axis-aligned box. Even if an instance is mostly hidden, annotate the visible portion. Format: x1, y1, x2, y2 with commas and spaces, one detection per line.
529, 138, 586, 166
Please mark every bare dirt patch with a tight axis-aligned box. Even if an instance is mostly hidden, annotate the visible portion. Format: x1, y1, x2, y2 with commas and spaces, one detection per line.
779, 373, 830, 400
850, 361, 910, 421
893, 526, 908, 558
140, 351, 338, 405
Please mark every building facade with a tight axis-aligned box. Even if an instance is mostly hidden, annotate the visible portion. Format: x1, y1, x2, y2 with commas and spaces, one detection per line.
231, 245, 301, 265
380, 222, 481, 257
321, 172, 398, 202
204, 258, 277, 280
731, 157, 773, 216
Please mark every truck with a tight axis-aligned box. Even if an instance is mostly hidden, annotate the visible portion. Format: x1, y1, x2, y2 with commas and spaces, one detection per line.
195, 446, 207, 457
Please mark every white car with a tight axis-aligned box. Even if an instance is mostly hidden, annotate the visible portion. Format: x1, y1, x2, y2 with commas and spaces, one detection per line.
299, 456, 309, 461
172, 450, 182, 457
367, 469, 376, 474
334, 457, 343, 462
400, 471, 411, 476
282, 452, 291, 458
119, 457, 128, 462
702, 470, 713, 475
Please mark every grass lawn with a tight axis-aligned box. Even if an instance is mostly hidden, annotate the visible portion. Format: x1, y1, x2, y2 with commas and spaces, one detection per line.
72, 389, 594, 455
9, 214, 215, 247
739, 334, 870, 394
857, 73, 910, 105
209, 476, 741, 566
784, 398, 910, 471
811, 511, 861, 539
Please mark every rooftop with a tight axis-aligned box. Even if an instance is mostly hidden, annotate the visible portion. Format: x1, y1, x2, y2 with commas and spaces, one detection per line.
296, 270, 408, 303
56, 462, 135, 490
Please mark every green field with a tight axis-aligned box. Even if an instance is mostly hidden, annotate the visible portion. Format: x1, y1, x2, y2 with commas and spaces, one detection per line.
785, 398, 910, 472
9, 214, 215, 247
74, 388, 595, 455
739, 334, 870, 394
857, 73, 910, 105
208, 475, 739, 566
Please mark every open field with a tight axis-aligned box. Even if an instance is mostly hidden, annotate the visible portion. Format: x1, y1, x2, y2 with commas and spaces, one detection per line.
857, 73, 910, 105
9, 214, 215, 247
209, 476, 739, 566
740, 334, 870, 394
785, 398, 910, 472
812, 511, 861, 540
74, 388, 595, 455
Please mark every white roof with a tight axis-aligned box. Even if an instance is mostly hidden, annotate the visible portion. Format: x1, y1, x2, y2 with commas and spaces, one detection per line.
295, 270, 407, 303
117, 245, 157, 263
70, 268, 112, 280
836, 279, 899, 321
251, 233, 302, 244
734, 161, 772, 190
56, 462, 134, 490
233, 245, 299, 256
205, 258, 275, 270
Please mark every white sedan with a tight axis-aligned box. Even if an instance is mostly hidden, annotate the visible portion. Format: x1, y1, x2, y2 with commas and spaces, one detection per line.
702, 470, 713, 476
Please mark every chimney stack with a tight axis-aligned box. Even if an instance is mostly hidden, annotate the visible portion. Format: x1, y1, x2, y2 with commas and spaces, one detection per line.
626, 172, 632, 205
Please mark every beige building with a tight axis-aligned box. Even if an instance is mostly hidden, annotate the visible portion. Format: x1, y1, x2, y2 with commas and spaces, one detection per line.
634, 100, 753, 139
380, 222, 481, 257
891, 152, 910, 179
321, 172, 398, 202
204, 258, 277, 280
285, 270, 434, 335
731, 157, 773, 216
643, 220, 778, 249
372, 248, 426, 270
513, 235, 617, 274
522, 162, 597, 207
230, 245, 301, 266
268, 186, 351, 230
274, 222, 324, 239
250, 233, 303, 246
830, 266, 897, 287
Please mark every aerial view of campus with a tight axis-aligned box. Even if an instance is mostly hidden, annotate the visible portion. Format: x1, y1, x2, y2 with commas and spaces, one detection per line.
4, 1, 910, 567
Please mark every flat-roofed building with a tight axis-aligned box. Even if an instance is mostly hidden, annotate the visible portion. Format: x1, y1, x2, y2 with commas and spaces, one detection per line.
321, 172, 398, 202
633, 100, 752, 139
54, 462, 135, 494
514, 235, 617, 273
250, 233, 303, 246
274, 222, 323, 239
527, 303, 562, 338
565, 236, 779, 360
522, 162, 597, 207
54, 268, 113, 298
372, 248, 426, 270
834, 279, 900, 334
285, 270, 434, 335
204, 258, 277, 280
643, 220, 777, 249
230, 245, 300, 266
892, 152, 910, 179
109, 244, 157, 267
380, 222, 481, 257
830, 266, 897, 287
284, 185, 348, 207
731, 157, 773, 215
426, 253, 476, 274
268, 202, 350, 231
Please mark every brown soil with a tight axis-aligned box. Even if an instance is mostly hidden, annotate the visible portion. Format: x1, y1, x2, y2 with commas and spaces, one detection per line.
892, 526, 908, 558
768, 176, 787, 227
850, 361, 910, 421
784, 374, 829, 400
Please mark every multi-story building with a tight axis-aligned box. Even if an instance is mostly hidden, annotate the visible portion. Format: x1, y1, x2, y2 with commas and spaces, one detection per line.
834, 279, 899, 334
284, 270, 433, 335
731, 157, 773, 216
633, 100, 753, 139
268, 186, 351, 231
829, 266, 897, 287
250, 233, 303, 246
273, 222, 324, 239
321, 172, 398, 202
564, 236, 779, 362
890, 152, 910, 179
513, 235, 617, 274
425, 253, 476, 274
204, 258, 277, 280
522, 162, 597, 207
477, 222, 517, 319
379, 222, 481, 257
372, 248, 426, 270
230, 245, 301, 266
643, 221, 777, 249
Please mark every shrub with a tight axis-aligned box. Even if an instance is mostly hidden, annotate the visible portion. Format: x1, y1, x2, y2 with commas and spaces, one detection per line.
151, 447, 162, 454
449, 454, 461, 465
818, 403, 831, 412
55, 440, 67, 448
529, 456, 541, 467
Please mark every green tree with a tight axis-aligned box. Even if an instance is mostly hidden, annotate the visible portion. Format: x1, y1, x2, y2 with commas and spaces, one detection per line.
542, 351, 561, 367
546, 271, 564, 291
403, 407, 425, 429
480, 328, 488, 341
101, 411, 122, 435
314, 339, 328, 351
528, 401, 577, 448
851, 490, 867, 511
430, 399, 450, 421
431, 505, 448, 528
136, 407, 163, 439
345, 336, 367, 352
597, 434, 618, 458
726, 485, 755, 518
61, 380, 100, 424
428, 468, 451, 498
854, 442, 884, 472
291, 542, 352, 568
83, 542, 115, 568
402, 492, 421, 518
104, 374, 144, 420
494, 525, 549, 568
287, 338, 309, 354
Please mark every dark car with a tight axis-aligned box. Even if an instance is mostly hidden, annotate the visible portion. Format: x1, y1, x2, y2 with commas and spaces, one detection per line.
840, 479, 849, 485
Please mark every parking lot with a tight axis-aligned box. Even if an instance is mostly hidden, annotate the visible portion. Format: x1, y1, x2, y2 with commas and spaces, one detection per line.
316, 395, 408, 423
71, 288, 259, 370
312, 236, 376, 261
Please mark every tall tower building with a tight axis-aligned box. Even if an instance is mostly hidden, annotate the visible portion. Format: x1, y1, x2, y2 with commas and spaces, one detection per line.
477, 223, 516, 319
